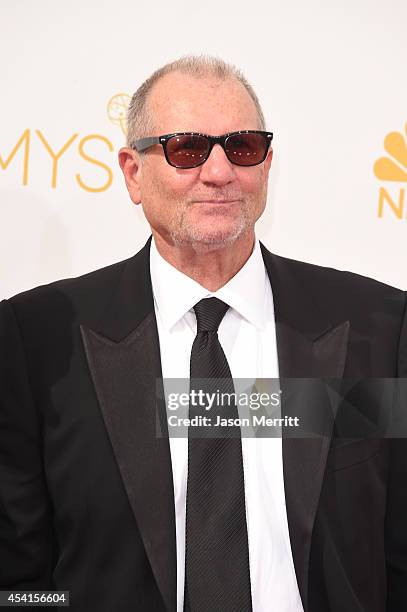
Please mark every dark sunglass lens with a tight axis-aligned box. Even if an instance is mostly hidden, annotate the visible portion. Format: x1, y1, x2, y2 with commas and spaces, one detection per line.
166, 134, 209, 167
225, 133, 268, 166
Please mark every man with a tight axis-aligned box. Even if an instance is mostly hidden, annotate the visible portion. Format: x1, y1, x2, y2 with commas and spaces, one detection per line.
0, 56, 406, 612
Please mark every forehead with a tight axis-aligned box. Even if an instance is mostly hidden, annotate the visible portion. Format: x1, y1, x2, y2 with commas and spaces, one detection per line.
147, 72, 260, 134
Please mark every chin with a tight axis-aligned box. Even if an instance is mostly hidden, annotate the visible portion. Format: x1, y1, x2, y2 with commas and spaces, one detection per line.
172, 221, 250, 250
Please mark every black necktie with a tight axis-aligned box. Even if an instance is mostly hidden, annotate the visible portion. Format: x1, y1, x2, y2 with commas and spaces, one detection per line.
184, 297, 252, 612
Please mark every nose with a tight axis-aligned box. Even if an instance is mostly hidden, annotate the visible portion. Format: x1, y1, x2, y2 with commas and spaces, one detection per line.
198, 143, 236, 186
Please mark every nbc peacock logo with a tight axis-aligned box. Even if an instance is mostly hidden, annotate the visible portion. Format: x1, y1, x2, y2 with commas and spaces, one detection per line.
374, 124, 407, 219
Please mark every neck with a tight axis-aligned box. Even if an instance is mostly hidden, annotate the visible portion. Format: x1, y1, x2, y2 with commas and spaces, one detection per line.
152, 231, 255, 291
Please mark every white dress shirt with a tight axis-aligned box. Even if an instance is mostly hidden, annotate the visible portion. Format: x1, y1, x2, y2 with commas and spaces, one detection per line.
150, 238, 304, 612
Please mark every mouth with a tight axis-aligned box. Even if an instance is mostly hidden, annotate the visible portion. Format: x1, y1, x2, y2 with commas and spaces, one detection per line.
192, 199, 240, 205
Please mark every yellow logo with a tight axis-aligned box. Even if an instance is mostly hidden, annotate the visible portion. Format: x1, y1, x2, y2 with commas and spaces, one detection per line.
374, 124, 407, 182
0, 93, 134, 193
374, 124, 406, 220
107, 93, 131, 135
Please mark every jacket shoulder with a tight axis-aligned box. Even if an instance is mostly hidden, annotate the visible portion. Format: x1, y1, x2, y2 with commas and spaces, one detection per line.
6, 256, 132, 315
266, 249, 403, 300
4, 237, 152, 337
260, 246, 406, 333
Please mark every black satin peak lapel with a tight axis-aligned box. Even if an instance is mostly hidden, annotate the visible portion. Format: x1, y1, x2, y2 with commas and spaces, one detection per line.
261, 245, 350, 611
278, 321, 349, 611
79, 240, 176, 612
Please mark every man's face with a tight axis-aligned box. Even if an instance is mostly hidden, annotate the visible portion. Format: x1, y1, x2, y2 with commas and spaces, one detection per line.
123, 72, 272, 250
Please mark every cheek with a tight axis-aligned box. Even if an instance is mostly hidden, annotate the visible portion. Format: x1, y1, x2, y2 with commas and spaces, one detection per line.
142, 161, 198, 200
239, 169, 268, 196
139, 164, 200, 225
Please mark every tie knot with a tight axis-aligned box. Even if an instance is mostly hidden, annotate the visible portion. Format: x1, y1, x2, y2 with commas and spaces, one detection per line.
193, 297, 230, 332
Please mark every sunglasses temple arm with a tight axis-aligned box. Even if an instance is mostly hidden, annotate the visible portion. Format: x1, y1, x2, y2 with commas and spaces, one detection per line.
133, 136, 161, 152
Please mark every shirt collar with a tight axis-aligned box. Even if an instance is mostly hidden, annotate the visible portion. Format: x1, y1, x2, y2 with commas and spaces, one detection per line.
150, 237, 269, 331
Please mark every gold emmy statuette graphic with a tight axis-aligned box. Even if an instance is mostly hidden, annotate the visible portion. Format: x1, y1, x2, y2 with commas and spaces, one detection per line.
374, 124, 407, 182
107, 93, 131, 135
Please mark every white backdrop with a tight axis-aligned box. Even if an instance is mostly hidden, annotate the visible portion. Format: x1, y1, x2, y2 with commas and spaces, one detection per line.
1, 0, 406, 298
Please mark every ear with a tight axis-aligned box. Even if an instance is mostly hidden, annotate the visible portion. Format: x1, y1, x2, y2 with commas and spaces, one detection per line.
118, 147, 142, 205
264, 147, 273, 174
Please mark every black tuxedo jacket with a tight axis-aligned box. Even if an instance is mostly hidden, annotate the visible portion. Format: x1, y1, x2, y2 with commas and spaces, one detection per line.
1, 239, 407, 612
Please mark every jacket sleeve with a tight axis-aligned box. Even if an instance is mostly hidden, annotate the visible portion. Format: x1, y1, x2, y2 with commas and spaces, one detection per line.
386, 292, 407, 611
0, 299, 55, 588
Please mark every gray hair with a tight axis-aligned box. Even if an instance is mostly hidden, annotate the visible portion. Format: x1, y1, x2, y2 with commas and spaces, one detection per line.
126, 55, 266, 148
